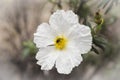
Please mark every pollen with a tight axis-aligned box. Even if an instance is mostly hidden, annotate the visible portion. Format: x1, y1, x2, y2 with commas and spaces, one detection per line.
54, 35, 67, 50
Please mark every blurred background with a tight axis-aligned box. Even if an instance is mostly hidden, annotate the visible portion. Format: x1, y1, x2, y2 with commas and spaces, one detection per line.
0, 0, 120, 80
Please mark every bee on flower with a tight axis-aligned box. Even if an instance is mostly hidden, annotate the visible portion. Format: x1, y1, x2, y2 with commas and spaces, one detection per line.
33, 10, 92, 74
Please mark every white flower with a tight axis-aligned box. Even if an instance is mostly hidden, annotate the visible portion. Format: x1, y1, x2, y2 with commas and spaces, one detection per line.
34, 10, 92, 74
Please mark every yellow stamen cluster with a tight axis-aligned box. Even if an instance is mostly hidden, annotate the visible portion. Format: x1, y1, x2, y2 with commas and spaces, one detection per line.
54, 35, 67, 50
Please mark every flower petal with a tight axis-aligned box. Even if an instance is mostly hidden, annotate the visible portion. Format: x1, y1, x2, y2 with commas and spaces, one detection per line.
67, 24, 92, 54
67, 42, 83, 67
55, 44, 83, 74
65, 10, 78, 24
49, 10, 78, 34
36, 47, 59, 70
34, 23, 56, 48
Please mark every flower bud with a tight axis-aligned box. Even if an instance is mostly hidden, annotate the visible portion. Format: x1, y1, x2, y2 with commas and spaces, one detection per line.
94, 11, 104, 25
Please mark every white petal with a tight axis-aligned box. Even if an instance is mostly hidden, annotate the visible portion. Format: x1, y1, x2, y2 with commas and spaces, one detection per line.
49, 10, 78, 34
34, 23, 56, 48
36, 47, 59, 70
67, 24, 92, 54
65, 10, 78, 24
67, 42, 83, 67
55, 44, 83, 74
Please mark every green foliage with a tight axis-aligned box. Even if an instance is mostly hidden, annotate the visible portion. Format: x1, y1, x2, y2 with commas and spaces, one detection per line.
93, 36, 112, 54
69, 0, 79, 9
22, 40, 38, 59
76, 2, 90, 19
82, 53, 100, 65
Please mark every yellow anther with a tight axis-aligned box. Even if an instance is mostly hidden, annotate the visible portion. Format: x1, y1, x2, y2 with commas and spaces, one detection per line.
54, 35, 67, 50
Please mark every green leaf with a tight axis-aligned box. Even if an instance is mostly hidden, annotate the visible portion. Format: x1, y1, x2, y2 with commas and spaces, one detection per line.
93, 36, 112, 55
92, 45, 100, 54
22, 48, 30, 59
22, 40, 38, 57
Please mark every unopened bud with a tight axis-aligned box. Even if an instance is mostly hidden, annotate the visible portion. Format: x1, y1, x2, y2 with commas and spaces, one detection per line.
94, 11, 104, 25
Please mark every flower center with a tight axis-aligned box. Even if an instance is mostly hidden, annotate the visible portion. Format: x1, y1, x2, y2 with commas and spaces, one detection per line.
54, 35, 67, 50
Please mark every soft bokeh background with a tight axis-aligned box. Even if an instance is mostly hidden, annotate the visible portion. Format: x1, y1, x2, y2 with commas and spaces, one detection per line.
0, 0, 120, 80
